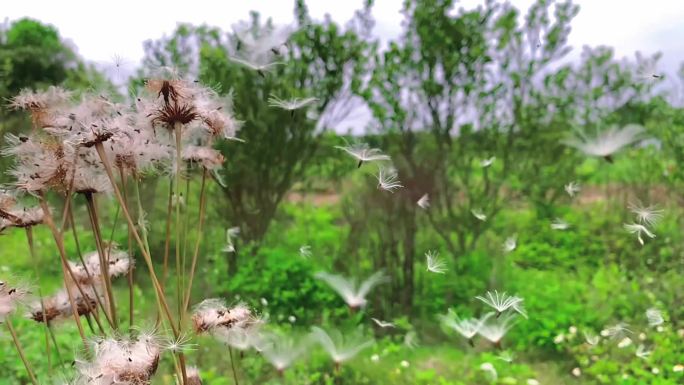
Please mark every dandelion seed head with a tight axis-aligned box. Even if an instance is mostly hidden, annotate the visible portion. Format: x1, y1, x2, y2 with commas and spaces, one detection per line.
425, 250, 447, 274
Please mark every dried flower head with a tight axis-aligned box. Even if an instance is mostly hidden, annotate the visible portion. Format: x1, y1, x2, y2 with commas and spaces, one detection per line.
11, 86, 71, 127
29, 287, 98, 323
191, 299, 256, 334
69, 248, 131, 286
0, 279, 30, 320
76, 335, 161, 385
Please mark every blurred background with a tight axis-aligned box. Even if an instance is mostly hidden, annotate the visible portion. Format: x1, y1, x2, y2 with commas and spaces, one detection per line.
1, 0, 684, 384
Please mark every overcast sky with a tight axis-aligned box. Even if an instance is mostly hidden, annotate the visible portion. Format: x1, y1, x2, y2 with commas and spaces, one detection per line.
4, 0, 684, 79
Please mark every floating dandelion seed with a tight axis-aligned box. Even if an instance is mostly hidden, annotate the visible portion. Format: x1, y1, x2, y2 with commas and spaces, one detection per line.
478, 312, 518, 347
268, 95, 318, 116
314, 271, 387, 310
624, 223, 655, 245
310, 327, 374, 366
191, 299, 257, 335
562, 124, 646, 161
376, 167, 403, 192
636, 344, 652, 359
229, 57, 284, 76
417, 193, 430, 209
403, 330, 419, 349
222, 227, 240, 253
565, 181, 581, 197
476, 290, 528, 318
480, 156, 496, 168
480, 362, 498, 381
260, 332, 309, 373
617, 337, 633, 348
425, 250, 447, 274
439, 309, 493, 346
371, 318, 395, 328
471, 209, 487, 221
334, 143, 391, 168
584, 330, 599, 346
184, 366, 203, 385
629, 203, 664, 227
602, 322, 632, 339
299, 245, 312, 258
502, 235, 517, 253
551, 218, 570, 230
496, 350, 515, 363
646, 308, 665, 326
76, 335, 162, 385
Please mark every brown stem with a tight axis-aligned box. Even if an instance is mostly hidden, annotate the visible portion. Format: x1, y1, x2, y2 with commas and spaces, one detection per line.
182, 168, 208, 315
118, 167, 135, 332
38, 195, 90, 349
229, 347, 240, 385
67, 204, 112, 331
93, 142, 187, 384
6, 319, 39, 385
174, 123, 183, 331
84, 192, 118, 330
162, 178, 173, 291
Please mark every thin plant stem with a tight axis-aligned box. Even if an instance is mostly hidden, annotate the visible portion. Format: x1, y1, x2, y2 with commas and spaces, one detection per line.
38, 195, 89, 349
118, 167, 136, 332
6, 319, 39, 385
162, 178, 173, 291
67, 204, 111, 331
84, 193, 118, 329
181, 173, 191, 295
174, 122, 183, 331
59, 148, 81, 231
68, 206, 84, 260
25, 227, 52, 375
182, 168, 208, 315
229, 347, 240, 385
93, 142, 188, 385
